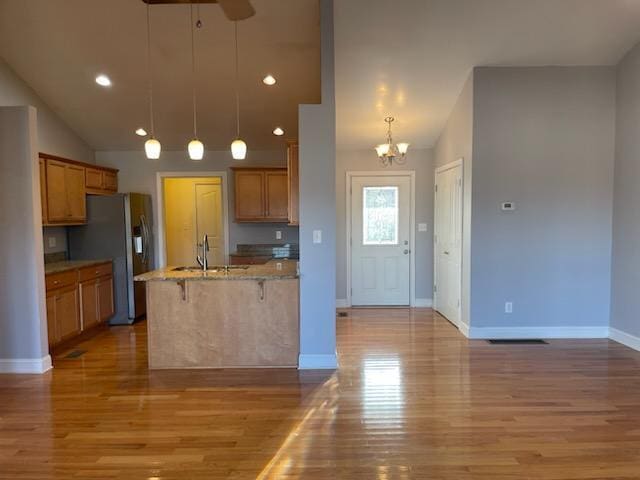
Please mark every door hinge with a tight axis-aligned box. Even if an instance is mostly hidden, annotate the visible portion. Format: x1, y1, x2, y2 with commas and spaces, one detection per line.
433, 284, 437, 293
435, 184, 438, 193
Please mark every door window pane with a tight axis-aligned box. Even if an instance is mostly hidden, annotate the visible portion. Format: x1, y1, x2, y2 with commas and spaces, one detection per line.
363, 186, 398, 245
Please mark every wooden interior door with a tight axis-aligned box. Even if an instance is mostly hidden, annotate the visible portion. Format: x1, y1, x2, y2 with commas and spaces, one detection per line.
195, 183, 224, 265
265, 171, 288, 220
234, 171, 265, 220
65, 164, 86, 221
46, 160, 68, 221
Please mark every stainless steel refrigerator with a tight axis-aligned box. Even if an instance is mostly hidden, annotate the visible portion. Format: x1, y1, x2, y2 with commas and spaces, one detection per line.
68, 193, 153, 325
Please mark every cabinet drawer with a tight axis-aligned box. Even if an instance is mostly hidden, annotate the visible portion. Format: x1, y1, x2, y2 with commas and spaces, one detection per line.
78, 262, 112, 282
46, 270, 78, 291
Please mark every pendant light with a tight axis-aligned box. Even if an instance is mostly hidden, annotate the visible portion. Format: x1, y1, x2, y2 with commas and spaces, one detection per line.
187, 4, 204, 160
144, 2, 161, 159
231, 21, 247, 160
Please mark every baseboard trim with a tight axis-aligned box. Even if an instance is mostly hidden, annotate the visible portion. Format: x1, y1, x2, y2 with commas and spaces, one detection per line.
610, 327, 640, 351
0, 355, 52, 374
467, 326, 609, 339
298, 353, 338, 370
458, 322, 471, 338
414, 298, 433, 308
335, 299, 348, 308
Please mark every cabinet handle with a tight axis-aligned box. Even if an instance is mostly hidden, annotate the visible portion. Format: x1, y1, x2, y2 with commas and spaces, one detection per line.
53, 280, 59, 285
258, 280, 265, 301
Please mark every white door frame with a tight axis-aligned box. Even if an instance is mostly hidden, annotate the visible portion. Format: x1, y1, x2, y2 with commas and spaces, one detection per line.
346, 171, 416, 307
156, 171, 230, 268
433, 158, 464, 325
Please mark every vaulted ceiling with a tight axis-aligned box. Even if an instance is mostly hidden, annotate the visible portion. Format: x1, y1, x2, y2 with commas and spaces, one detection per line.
335, 0, 640, 150
0, 0, 321, 151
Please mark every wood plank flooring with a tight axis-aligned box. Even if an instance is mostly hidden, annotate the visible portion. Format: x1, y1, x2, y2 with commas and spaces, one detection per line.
2, 308, 640, 479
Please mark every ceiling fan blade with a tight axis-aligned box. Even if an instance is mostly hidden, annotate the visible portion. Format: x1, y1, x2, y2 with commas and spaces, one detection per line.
217, 0, 255, 21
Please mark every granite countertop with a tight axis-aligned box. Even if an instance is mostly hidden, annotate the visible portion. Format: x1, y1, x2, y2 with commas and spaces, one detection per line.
45, 259, 112, 275
135, 259, 298, 282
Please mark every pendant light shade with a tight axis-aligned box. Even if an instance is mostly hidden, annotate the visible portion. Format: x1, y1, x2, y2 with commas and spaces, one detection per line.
230, 21, 247, 159
231, 139, 247, 160
145, 137, 161, 159
188, 139, 204, 160
187, 5, 204, 161
144, 3, 160, 159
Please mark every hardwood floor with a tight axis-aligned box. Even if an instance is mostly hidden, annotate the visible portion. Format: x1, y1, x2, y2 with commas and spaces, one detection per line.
2, 308, 640, 479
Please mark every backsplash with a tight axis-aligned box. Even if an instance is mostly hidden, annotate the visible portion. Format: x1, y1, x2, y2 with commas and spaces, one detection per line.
44, 251, 67, 264
235, 243, 299, 259
42, 226, 68, 255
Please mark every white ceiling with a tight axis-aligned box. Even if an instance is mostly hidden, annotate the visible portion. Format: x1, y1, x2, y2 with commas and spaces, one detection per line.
335, 0, 640, 149
0, 0, 320, 151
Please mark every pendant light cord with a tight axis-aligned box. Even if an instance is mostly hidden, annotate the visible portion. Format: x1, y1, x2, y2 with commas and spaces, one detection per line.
146, 3, 155, 137
234, 21, 240, 138
190, 4, 198, 138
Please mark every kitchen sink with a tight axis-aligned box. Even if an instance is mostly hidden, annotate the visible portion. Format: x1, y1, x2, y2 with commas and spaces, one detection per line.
172, 265, 250, 272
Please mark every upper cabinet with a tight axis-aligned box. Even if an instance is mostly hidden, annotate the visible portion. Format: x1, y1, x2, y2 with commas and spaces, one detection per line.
287, 141, 299, 226
39, 153, 119, 226
233, 167, 289, 223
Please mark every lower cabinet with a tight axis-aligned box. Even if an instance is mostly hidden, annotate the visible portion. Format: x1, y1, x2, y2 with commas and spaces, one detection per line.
46, 262, 114, 348
46, 286, 81, 345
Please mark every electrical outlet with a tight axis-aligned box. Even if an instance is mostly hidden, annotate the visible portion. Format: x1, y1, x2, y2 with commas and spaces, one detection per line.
313, 230, 322, 244
505, 302, 513, 314
275, 230, 282, 240
48, 237, 56, 248
418, 223, 428, 232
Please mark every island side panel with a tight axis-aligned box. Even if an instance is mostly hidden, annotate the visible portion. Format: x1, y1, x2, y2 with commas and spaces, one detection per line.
146, 279, 299, 369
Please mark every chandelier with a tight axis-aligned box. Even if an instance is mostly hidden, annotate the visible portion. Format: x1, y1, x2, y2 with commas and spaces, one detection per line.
375, 116, 409, 166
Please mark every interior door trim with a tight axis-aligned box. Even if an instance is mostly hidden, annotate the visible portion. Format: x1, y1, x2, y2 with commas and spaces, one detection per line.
155, 171, 230, 268
434, 158, 464, 327
345, 171, 416, 308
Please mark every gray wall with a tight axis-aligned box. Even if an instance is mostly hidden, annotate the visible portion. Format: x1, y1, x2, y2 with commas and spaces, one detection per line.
0, 106, 49, 369
434, 73, 474, 329
95, 149, 299, 267
0, 58, 93, 163
611, 42, 640, 338
297, 0, 336, 369
335, 148, 434, 302
471, 66, 615, 331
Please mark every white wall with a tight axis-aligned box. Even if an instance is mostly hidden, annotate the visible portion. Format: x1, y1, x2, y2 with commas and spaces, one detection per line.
434, 73, 474, 331
610, 42, 640, 345
96, 149, 299, 266
0, 58, 93, 163
336, 148, 434, 304
470, 66, 615, 337
0, 106, 50, 372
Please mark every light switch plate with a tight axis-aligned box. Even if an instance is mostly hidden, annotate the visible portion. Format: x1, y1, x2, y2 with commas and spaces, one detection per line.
275, 230, 282, 240
418, 223, 428, 232
48, 237, 56, 248
313, 230, 322, 244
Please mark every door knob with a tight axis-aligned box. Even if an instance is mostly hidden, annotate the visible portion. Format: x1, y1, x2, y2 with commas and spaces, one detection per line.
403, 249, 409, 255
444, 251, 450, 255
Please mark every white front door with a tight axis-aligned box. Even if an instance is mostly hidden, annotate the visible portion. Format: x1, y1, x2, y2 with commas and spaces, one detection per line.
195, 183, 224, 265
434, 163, 463, 326
350, 175, 411, 306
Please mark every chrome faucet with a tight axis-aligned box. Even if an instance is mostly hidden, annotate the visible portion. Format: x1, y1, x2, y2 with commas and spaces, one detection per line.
196, 234, 209, 271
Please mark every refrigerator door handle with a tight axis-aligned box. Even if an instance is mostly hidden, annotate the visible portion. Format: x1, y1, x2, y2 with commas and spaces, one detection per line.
140, 214, 149, 264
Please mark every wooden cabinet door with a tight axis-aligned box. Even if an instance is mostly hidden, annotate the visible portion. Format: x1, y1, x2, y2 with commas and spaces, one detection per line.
39, 158, 48, 224
80, 280, 99, 330
46, 160, 68, 222
46, 294, 58, 346
55, 286, 80, 341
65, 164, 86, 222
265, 171, 288, 220
287, 142, 299, 225
85, 168, 104, 190
103, 171, 118, 192
97, 276, 114, 323
235, 171, 265, 220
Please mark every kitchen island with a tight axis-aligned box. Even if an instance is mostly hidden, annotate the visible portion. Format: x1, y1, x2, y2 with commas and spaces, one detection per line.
135, 260, 299, 369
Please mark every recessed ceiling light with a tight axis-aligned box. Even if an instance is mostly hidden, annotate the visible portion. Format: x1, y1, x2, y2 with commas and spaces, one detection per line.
262, 74, 276, 86
135, 128, 148, 136
95, 74, 112, 87
273, 127, 284, 136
